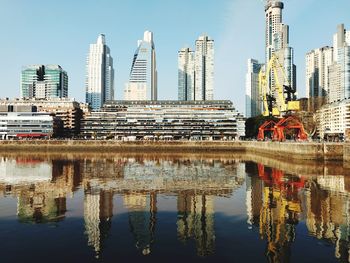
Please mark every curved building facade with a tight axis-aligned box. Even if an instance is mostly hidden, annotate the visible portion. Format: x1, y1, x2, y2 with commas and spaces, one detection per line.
124, 31, 157, 101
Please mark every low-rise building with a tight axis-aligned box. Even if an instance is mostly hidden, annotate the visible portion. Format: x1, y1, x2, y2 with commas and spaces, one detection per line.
316, 99, 350, 139
0, 98, 84, 137
81, 100, 245, 140
0, 112, 55, 139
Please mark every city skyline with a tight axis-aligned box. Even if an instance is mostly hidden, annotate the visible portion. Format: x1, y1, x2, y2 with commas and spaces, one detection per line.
0, 0, 350, 114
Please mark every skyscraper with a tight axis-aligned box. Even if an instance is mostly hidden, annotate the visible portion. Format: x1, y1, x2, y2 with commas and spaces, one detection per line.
21, 65, 68, 99
178, 47, 195, 101
264, 0, 296, 95
246, 59, 263, 118
328, 24, 350, 103
194, 35, 214, 101
86, 34, 114, 110
305, 47, 333, 111
124, 31, 157, 101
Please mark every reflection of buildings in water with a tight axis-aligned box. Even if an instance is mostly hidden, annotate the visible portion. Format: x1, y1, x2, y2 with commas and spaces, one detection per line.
123, 192, 157, 256
303, 178, 350, 262
0, 157, 79, 223
80, 157, 245, 193
259, 186, 300, 263
177, 192, 215, 257
17, 192, 66, 223
247, 163, 303, 263
80, 157, 245, 257
249, 162, 350, 263
81, 158, 125, 179
246, 163, 263, 226
84, 188, 113, 258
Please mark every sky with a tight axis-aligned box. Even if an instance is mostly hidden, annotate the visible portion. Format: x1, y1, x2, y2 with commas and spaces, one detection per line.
0, 0, 349, 115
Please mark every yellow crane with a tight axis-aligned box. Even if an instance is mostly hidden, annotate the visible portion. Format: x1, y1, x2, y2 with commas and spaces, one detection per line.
259, 54, 299, 117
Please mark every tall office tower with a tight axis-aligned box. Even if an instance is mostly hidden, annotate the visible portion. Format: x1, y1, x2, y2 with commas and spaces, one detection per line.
124, 31, 157, 101
178, 47, 195, 101
305, 47, 333, 111
264, 0, 296, 94
86, 34, 114, 110
246, 59, 263, 118
21, 65, 68, 99
194, 35, 214, 101
328, 24, 350, 103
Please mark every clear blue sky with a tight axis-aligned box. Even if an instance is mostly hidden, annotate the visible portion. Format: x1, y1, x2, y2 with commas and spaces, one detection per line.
0, 0, 349, 114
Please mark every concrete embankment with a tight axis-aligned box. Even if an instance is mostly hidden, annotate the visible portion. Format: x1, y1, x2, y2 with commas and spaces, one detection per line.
0, 140, 350, 162
0, 140, 347, 161
243, 141, 344, 161
0, 140, 247, 153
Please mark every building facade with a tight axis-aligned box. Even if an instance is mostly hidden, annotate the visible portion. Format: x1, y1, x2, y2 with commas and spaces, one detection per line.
194, 35, 214, 101
246, 59, 263, 118
21, 65, 68, 99
0, 112, 54, 140
328, 24, 350, 103
124, 31, 157, 101
86, 34, 114, 110
81, 100, 245, 140
0, 98, 84, 137
305, 46, 333, 111
178, 48, 195, 101
316, 99, 350, 139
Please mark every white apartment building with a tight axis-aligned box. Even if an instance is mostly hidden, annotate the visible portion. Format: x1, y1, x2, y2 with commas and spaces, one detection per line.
194, 35, 214, 101
328, 24, 350, 103
316, 99, 350, 139
86, 34, 114, 110
305, 46, 333, 98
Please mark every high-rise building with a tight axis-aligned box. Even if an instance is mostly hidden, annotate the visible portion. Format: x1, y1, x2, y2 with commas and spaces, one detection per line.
178, 47, 195, 101
194, 35, 214, 101
305, 47, 333, 111
21, 65, 68, 99
246, 59, 263, 118
328, 24, 350, 103
306, 47, 333, 98
86, 34, 114, 110
264, 0, 296, 95
124, 31, 157, 101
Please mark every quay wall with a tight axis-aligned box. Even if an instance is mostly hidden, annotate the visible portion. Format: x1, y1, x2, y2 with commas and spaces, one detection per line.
0, 140, 346, 161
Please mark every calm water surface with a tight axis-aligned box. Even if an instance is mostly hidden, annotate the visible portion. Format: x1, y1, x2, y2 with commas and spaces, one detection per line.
0, 153, 348, 262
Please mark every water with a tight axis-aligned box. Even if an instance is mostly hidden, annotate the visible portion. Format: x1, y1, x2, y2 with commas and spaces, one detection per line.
0, 153, 347, 262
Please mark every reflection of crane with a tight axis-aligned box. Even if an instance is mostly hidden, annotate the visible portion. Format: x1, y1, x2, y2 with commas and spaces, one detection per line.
257, 163, 302, 262
258, 54, 308, 141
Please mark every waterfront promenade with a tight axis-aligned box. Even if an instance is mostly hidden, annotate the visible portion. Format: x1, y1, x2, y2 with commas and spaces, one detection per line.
0, 140, 348, 162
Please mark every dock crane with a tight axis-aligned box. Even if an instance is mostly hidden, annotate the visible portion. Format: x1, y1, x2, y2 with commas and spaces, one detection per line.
257, 54, 308, 141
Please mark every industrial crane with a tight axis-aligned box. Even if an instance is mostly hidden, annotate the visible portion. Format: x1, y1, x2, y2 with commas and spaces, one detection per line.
257, 54, 308, 141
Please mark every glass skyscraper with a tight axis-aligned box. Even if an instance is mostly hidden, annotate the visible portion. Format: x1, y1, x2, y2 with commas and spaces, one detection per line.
86, 34, 114, 110
246, 59, 263, 118
178, 47, 195, 101
124, 31, 157, 101
20, 65, 68, 99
